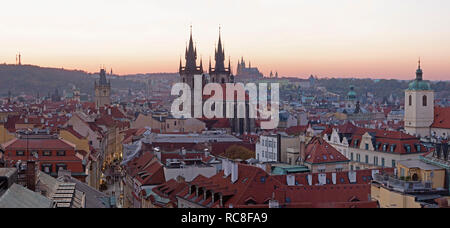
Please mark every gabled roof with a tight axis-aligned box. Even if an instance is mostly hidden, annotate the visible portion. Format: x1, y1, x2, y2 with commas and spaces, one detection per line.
177, 163, 284, 208
305, 137, 349, 164
2, 137, 76, 150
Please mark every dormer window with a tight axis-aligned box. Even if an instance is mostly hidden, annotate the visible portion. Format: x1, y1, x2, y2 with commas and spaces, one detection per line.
390, 144, 397, 153
405, 144, 411, 153
383, 144, 388, 152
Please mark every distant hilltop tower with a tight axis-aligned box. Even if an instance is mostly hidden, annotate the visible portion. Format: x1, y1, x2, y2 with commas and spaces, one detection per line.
95, 68, 111, 108
404, 59, 434, 138
16, 53, 22, 65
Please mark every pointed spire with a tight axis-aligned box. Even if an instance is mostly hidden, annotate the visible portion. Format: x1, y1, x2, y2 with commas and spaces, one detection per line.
200, 57, 203, 72
185, 26, 199, 73
209, 56, 212, 73
228, 57, 232, 74
214, 26, 226, 72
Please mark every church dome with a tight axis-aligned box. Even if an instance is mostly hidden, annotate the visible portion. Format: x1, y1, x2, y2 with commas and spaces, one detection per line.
408, 60, 431, 91
408, 80, 431, 91
347, 85, 357, 100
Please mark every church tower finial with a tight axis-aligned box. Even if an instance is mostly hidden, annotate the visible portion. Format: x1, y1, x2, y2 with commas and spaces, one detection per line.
416, 58, 423, 81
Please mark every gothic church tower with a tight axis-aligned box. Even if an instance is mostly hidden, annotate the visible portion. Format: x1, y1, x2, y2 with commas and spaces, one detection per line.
95, 68, 111, 108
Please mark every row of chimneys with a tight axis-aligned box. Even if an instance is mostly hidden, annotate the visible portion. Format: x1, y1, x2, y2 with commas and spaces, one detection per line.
285, 170, 380, 186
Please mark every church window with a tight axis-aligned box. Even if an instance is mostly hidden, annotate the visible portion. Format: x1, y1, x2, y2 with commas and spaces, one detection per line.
423, 95, 427, 106
409, 95, 412, 106
221, 78, 225, 84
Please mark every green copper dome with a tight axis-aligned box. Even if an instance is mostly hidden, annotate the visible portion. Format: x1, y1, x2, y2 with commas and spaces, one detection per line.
408, 80, 431, 91
408, 60, 431, 91
347, 85, 357, 100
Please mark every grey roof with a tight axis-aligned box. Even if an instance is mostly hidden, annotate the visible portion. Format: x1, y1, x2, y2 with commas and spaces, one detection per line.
36, 171, 84, 208
147, 133, 242, 144
398, 159, 444, 171
58, 175, 110, 208
0, 184, 53, 208
0, 168, 17, 178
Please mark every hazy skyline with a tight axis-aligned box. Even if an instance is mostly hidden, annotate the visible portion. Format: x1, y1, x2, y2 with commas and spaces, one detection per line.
1, 0, 450, 80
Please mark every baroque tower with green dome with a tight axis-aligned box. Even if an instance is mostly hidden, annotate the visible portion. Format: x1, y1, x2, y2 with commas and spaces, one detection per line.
345, 85, 357, 110
404, 60, 434, 138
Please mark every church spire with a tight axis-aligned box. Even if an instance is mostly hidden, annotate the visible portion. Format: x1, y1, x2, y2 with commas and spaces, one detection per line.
209, 56, 212, 73
416, 58, 423, 81
185, 26, 197, 72
214, 26, 226, 72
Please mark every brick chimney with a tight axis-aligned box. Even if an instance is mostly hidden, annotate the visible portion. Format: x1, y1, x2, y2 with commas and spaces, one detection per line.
26, 161, 36, 192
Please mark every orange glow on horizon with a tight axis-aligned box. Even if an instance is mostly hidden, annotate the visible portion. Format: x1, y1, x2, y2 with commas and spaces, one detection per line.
0, 0, 449, 80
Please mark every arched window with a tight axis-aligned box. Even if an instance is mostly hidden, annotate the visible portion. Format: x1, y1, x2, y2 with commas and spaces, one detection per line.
409, 95, 412, 106
423, 95, 427, 107
221, 78, 225, 84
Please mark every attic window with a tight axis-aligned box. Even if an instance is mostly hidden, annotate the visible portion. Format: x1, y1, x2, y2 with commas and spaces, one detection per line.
390, 144, 397, 153
354, 140, 359, 148
260, 177, 266, 183
416, 144, 421, 152
405, 144, 411, 153
383, 144, 388, 152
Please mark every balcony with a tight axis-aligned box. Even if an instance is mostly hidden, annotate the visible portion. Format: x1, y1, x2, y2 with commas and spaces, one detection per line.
373, 174, 433, 194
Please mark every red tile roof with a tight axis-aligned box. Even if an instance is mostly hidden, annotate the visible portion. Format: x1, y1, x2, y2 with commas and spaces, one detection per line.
285, 125, 308, 136
305, 137, 349, 164
346, 127, 426, 154
432, 106, 450, 129
177, 163, 391, 208
151, 179, 188, 206
2, 137, 76, 150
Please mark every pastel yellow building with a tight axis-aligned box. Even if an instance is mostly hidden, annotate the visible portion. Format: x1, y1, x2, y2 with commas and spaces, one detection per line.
371, 159, 447, 208
371, 184, 422, 208
397, 159, 446, 189
0, 124, 15, 145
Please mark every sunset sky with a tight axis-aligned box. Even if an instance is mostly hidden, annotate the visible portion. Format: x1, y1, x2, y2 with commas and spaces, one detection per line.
1, 0, 449, 80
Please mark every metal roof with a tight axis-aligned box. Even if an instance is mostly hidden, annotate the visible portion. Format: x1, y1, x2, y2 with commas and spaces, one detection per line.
0, 184, 53, 208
